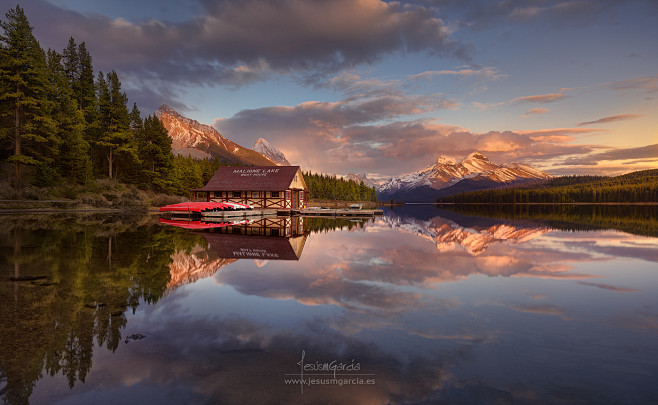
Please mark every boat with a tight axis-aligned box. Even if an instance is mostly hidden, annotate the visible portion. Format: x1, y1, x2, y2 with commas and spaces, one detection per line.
349, 204, 363, 210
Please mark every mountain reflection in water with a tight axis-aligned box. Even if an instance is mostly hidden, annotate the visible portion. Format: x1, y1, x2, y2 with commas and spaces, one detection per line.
1, 206, 657, 405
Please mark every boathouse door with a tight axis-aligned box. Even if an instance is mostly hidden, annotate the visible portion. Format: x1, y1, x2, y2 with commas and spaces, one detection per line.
292, 191, 299, 209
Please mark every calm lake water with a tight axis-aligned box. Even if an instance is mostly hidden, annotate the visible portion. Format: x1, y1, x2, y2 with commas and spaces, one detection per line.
1, 205, 657, 405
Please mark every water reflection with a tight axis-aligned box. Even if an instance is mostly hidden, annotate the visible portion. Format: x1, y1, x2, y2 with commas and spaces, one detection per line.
0, 214, 205, 404
1, 207, 657, 405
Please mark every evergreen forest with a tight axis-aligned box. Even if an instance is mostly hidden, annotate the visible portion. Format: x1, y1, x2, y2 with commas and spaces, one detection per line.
303, 171, 378, 202
437, 169, 658, 204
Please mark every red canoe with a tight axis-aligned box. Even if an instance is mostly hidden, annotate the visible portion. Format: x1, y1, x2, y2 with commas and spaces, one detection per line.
159, 218, 250, 229
159, 202, 252, 212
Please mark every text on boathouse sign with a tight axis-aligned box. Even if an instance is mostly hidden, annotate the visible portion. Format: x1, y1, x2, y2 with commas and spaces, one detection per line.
233, 168, 281, 177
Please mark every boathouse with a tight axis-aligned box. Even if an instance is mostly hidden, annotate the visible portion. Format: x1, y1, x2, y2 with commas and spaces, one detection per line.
193, 166, 308, 209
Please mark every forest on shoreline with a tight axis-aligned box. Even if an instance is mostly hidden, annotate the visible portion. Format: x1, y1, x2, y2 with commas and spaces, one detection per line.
436, 169, 658, 204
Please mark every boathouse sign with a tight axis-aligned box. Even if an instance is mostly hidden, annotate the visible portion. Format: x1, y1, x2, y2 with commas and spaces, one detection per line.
233, 168, 280, 177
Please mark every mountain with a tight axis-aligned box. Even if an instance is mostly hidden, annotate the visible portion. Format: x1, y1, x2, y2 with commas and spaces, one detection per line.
346, 172, 380, 189
252, 138, 290, 165
155, 105, 275, 165
378, 152, 552, 202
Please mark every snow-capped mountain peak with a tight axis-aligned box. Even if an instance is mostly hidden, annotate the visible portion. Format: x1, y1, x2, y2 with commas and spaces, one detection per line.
436, 156, 456, 165
253, 138, 290, 166
378, 152, 552, 202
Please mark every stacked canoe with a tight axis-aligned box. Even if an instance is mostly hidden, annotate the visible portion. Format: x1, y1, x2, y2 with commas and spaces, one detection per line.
159, 202, 253, 213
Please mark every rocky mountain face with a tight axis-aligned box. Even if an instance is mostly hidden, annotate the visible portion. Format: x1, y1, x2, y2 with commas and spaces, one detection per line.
378, 152, 552, 202
252, 138, 290, 166
156, 105, 275, 166
346, 172, 380, 189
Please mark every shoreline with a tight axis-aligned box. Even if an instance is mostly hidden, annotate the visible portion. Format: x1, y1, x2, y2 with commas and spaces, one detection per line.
2, 200, 657, 214
434, 202, 658, 206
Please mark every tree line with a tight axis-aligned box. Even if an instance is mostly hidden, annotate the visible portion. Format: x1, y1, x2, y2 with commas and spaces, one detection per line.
437, 169, 658, 204
303, 171, 378, 202
0, 6, 226, 196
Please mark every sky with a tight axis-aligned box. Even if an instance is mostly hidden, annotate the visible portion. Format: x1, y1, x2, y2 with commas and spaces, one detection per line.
12, 0, 658, 179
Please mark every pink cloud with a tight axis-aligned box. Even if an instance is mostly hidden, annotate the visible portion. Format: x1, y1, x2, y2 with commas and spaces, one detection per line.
577, 114, 643, 126
511, 93, 569, 104
605, 74, 658, 93
522, 108, 549, 117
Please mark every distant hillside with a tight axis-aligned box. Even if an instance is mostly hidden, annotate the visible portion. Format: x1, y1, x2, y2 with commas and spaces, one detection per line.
436, 169, 658, 203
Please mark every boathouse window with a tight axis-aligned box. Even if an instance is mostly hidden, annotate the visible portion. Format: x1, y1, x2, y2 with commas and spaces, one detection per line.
271, 191, 279, 198
233, 191, 241, 198
252, 191, 259, 198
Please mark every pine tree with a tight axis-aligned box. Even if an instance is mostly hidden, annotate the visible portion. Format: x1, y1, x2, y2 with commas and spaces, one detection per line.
0, 5, 56, 186
77, 42, 96, 124
96, 70, 137, 180
62, 36, 79, 92
135, 113, 173, 190
45, 48, 91, 183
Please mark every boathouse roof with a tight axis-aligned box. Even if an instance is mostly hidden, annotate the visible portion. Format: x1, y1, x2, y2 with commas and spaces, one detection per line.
193, 166, 305, 191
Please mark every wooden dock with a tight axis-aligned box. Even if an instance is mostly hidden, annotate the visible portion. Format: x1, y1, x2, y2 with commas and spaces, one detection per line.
297, 208, 383, 217
199, 209, 278, 219
168, 208, 383, 220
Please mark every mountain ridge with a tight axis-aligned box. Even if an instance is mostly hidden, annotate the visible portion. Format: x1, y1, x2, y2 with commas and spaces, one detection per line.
376, 152, 552, 202
156, 105, 275, 166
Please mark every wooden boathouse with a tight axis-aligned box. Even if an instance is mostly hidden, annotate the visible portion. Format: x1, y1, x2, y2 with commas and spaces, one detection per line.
192, 166, 309, 210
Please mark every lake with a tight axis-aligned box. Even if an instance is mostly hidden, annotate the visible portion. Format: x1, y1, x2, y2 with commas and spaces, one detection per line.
1, 205, 657, 404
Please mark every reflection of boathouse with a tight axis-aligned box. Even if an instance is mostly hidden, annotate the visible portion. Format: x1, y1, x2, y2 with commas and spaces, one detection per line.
193, 166, 309, 210
165, 217, 309, 293
202, 216, 307, 260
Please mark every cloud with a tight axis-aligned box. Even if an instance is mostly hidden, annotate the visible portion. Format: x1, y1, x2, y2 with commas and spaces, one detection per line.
409, 65, 506, 81
577, 114, 643, 126
471, 101, 505, 110
604, 74, 658, 93
441, 0, 624, 29
511, 93, 569, 104
25, 0, 467, 91
522, 108, 549, 117
216, 94, 608, 176
510, 304, 566, 316
510, 6, 545, 19
561, 144, 658, 166
517, 127, 607, 144
577, 282, 640, 293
